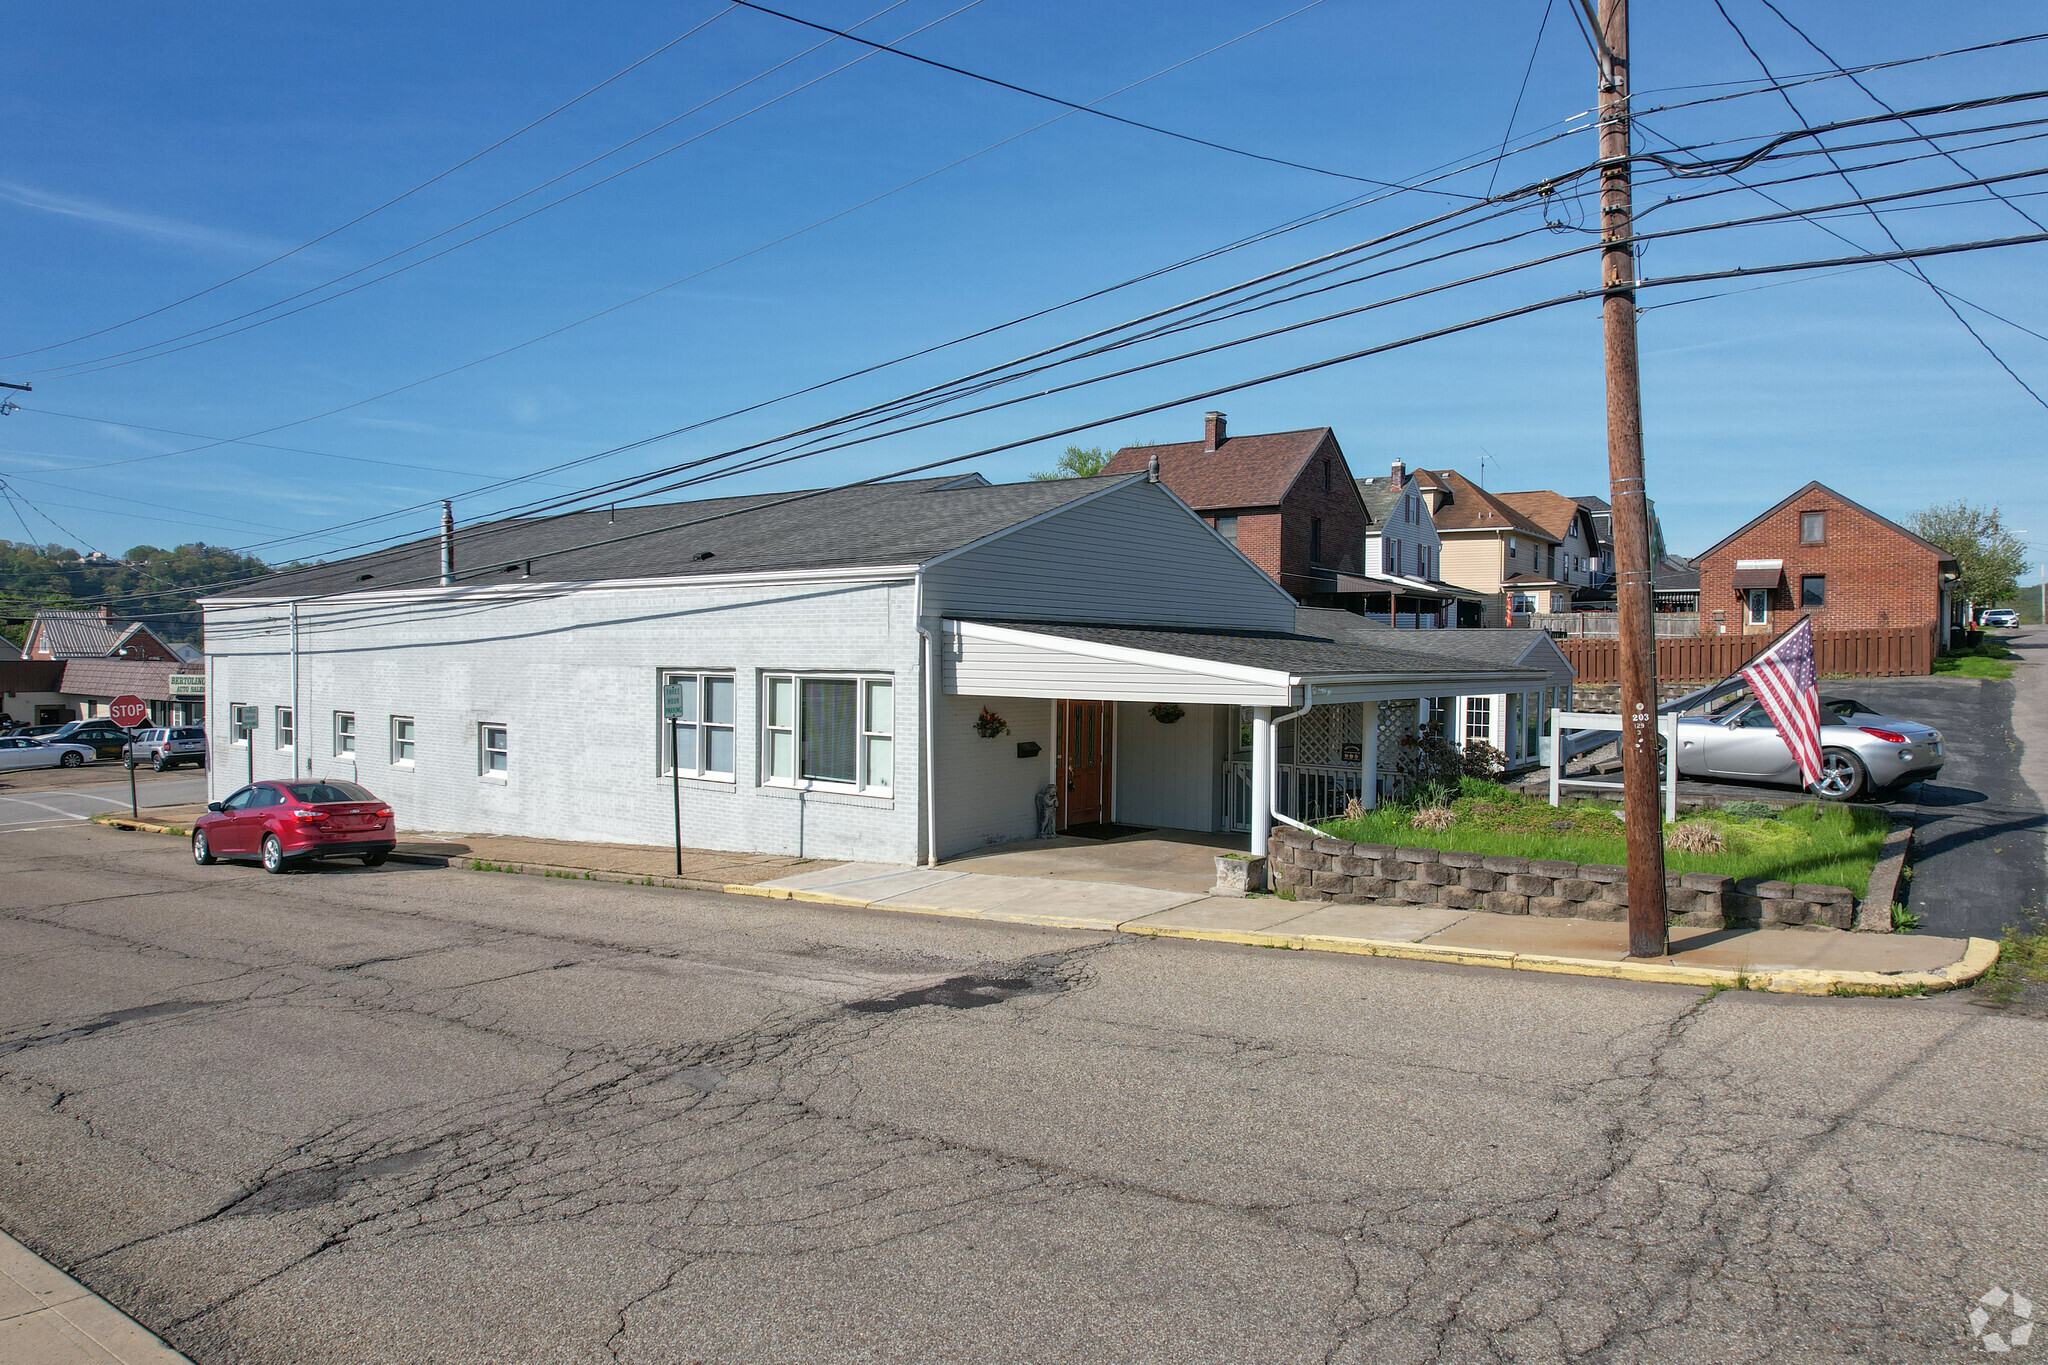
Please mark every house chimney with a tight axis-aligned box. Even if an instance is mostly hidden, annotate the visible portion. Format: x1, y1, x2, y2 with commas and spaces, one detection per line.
439, 500, 455, 587
1390, 459, 1406, 484
1203, 411, 1226, 452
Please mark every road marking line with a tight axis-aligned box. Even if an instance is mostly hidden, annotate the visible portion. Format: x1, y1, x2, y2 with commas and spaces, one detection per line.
0, 795, 91, 822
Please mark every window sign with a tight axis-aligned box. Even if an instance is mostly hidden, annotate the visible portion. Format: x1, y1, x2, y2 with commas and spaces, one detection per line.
232, 704, 257, 745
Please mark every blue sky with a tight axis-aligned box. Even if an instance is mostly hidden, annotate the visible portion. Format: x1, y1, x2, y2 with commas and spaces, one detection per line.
2, 0, 2043, 570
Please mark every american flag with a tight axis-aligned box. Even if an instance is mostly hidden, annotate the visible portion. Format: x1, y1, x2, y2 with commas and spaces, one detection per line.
1740, 616, 1823, 788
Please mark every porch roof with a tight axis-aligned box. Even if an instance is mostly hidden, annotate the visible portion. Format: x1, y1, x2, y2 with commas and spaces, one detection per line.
941, 618, 1549, 707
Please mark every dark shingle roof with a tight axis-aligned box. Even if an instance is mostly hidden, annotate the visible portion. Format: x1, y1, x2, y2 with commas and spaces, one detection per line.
1353, 475, 1407, 526
963, 616, 1549, 681
1296, 607, 1572, 673
1102, 428, 1334, 510
214, 475, 1131, 599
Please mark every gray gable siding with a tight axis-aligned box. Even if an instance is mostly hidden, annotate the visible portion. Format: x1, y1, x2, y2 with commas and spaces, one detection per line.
920, 481, 1296, 631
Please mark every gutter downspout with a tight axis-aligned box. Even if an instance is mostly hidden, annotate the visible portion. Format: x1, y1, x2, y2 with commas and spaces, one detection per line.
1269, 684, 1316, 834
913, 576, 939, 868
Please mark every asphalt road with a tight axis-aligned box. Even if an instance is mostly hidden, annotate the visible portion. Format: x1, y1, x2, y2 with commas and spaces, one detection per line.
1853, 629, 2047, 941
0, 769, 208, 835
1, 823, 2043, 1364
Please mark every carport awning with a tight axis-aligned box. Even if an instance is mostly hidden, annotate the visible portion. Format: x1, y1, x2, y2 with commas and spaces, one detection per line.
941, 619, 1549, 707
1328, 571, 1487, 601
1731, 560, 1785, 589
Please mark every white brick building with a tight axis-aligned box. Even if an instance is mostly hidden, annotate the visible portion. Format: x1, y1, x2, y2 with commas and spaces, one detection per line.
203, 473, 1551, 865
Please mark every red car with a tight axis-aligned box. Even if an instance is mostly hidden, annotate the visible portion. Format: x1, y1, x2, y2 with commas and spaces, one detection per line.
193, 780, 396, 873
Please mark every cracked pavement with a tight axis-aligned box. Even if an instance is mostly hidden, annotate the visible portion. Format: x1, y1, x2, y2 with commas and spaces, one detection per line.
0, 823, 2043, 1363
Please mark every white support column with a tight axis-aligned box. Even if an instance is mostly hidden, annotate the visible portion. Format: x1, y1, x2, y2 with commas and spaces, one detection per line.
1359, 700, 1380, 810
1250, 706, 1274, 856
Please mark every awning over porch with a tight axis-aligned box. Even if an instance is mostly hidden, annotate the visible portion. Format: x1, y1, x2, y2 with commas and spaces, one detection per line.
1326, 570, 1488, 601
939, 618, 1550, 706
1731, 559, 1785, 589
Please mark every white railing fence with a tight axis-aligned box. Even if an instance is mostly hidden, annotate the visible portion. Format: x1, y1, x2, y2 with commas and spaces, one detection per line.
1224, 760, 1366, 833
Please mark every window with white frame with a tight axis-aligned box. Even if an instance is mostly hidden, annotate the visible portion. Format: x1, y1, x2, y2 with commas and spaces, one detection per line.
761, 674, 893, 792
390, 716, 415, 765
661, 671, 736, 779
334, 711, 355, 757
276, 706, 295, 751
232, 703, 255, 746
1464, 695, 1492, 746
479, 723, 508, 777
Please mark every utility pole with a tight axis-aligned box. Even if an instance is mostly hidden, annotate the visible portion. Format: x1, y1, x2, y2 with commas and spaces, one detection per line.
1592, 0, 1667, 957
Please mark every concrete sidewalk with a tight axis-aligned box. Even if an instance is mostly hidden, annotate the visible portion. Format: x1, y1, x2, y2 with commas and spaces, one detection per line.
1, 1230, 189, 1364
735, 861, 1996, 995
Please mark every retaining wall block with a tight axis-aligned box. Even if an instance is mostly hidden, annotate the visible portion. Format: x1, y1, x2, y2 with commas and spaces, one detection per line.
1482, 855, 1531, 875
1459, 868, 1501, 893
1483, 891, 1530, 914
1438, 850, 1484, 869
1557, 878, 1600, 901
1311, 871, 1354, 893
1394, 846, 1440, 865
1349, 876, 1395, 899
1395, 880, 1440, 904
1598, 881, 1630, 904
1576, 900, 1627, 923
1439, 886, 1483, 910
1507, 873, 1554, 898
1578, 864, 1625, 884
1334, 855, 1380, 877
1680, 872, 1735, 894
1531, 859, 1578, 879
1353, 843, 1396, 860
1528, 896, 1578, 918
1384, 861, 1419, 884
1270, 827, 1314, 849
1416, 863, 1457, 886
1312, 838, 1352, 857
1795, 883, 1854, 906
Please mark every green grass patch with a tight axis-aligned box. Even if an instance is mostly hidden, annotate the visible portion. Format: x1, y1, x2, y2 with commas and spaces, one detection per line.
1933, 638, 2018, 680
1318, 778, 1887, 895
1977, 915, 2048, 1009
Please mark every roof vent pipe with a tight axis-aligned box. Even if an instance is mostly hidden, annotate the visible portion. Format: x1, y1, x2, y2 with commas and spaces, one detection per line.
440, 500, 455, 587
1146, 450, 1159, 483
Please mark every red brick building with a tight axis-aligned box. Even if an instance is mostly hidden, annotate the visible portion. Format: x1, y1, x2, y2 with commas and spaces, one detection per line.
1104, 414, 1375, 608
1692, 481, 1958, 641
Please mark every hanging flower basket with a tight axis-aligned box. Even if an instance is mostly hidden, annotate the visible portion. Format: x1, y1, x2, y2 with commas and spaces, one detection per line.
974, 707, 1010, 739
1149, 702, 1186, 725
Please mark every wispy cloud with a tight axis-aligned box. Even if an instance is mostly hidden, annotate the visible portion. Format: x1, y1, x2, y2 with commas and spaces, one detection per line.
0, 181, 287, 257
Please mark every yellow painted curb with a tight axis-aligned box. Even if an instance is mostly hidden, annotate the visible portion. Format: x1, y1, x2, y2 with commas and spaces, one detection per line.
1761, 935, 2000, 996
89, 814, 189, 837
725, 884, 787, 899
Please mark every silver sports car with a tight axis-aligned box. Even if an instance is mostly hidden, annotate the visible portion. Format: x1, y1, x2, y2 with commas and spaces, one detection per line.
1674, 696, 1942, 800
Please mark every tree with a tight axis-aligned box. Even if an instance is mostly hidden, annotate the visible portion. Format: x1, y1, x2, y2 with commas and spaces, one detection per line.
0, 540, 271, 647
1029, 445, 1113, 481
1908, 501, 2029, 614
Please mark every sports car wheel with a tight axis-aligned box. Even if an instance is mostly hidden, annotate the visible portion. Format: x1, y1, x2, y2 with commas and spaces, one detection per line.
262, 834, 286, 874
1812, 748, 1868, 802
59, 751, 84, 768
192, 830, 216, 866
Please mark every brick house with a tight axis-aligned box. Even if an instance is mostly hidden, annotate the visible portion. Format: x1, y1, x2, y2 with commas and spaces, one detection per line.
1692, 481, 1958, 641
1105, 414, 1373, 609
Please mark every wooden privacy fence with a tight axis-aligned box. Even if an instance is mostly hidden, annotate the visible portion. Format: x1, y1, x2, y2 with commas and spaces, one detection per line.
1558, 625, 1935, 683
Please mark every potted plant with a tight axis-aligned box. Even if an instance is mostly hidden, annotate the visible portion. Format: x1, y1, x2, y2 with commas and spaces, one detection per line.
974, 707, 1010, 739
1149, 702, 1186, 725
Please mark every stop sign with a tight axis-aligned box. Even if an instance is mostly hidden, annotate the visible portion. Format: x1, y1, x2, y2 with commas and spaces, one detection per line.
108, 695, 149, 728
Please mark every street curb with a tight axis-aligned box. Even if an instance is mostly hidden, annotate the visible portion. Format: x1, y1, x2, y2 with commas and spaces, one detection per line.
89, 814, 191, 837
82, 819, 1999, 995
1855, 816, 1914, 932
729, 881, 2003, 996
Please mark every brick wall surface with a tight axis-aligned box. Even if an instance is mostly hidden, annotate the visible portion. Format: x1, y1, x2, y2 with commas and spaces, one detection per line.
1696, 486, 1944, 636
1276, 437, 1371, 599
1265, 827, 1857, 929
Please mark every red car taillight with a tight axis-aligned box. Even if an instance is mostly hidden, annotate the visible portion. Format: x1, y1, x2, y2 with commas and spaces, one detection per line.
374, 808, 394, 820
289, 808, 327, 822
1859, 727, 1908, 744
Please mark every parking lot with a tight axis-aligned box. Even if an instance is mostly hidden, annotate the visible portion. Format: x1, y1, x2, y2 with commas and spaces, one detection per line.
0, 761, 207, 835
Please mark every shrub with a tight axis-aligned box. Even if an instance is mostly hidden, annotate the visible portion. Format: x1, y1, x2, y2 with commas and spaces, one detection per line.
1719, 800, 1779, 820
1460, 741, 1509, 781
1386, 730, 1467, 804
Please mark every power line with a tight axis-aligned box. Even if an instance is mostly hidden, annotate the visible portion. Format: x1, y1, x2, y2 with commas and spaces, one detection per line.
0, 3, 742, 364
1486, 0, 1557, 198
724, 0, 1459, 197
1708, 1, 2047, 409
25, 0, 957, 381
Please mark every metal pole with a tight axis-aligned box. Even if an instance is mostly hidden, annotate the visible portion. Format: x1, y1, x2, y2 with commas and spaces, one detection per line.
1597, 0, 1667, 958
671, 717, 682, 876
129, 757, 137, 819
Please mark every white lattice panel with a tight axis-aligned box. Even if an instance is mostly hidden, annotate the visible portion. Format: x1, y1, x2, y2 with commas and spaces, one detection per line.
1295, 705, 1345, 765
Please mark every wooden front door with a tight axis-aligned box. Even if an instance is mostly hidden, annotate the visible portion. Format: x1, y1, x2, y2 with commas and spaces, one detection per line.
1058, 699, 1112, 829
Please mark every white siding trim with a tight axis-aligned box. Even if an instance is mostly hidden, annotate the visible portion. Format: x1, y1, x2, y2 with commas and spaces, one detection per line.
200, 564, 921, 608
948, 620, 1291, 687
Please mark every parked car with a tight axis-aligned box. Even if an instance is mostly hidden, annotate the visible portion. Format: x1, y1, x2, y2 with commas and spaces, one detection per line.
123, 726, 208, 771
47, 719, 137, 761
0, 735, 95, 770
1979, 608, 2020, 629
193, 780, 396, 873
20, 723, 69, 738
1676, 695, 1941, 800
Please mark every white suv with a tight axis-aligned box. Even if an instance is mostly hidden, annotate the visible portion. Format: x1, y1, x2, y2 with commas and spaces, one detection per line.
123, 727, 208, 771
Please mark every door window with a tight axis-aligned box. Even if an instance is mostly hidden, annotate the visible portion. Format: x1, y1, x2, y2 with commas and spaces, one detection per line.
1746, 589, 1769, 626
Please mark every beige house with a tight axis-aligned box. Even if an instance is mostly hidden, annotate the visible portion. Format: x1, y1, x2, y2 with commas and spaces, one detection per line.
1415, 470, 1569, 626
